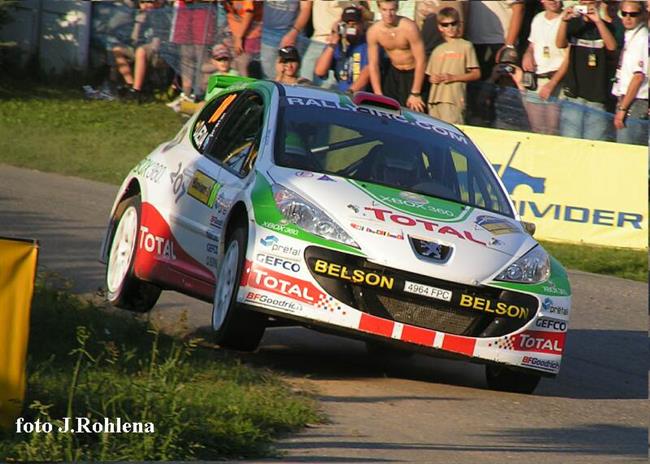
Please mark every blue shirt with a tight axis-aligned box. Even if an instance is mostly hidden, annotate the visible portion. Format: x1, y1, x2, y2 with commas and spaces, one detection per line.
332, 42, 369, 92
263, 1, 300, 31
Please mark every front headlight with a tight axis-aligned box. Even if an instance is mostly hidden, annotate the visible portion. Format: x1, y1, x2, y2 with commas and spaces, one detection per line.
496, 245, 550, 284
272, 184, 359, 248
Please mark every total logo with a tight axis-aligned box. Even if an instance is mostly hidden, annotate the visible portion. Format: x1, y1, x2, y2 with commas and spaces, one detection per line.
259, 235, 301, 257
515, 331, 564, 354
364, 207, 486, 246
255, 253, 301, 273
243, 261, 323, 304
542, 297, 569, 316
139, 226, 176, 259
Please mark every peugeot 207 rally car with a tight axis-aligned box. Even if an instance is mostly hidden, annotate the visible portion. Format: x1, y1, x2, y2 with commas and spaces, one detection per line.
100, 79, 571, 394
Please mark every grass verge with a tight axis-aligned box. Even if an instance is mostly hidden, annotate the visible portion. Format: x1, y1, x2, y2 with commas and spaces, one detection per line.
0, 80, 646, 282
0, 277, 320, 461
540, 240, 646, 282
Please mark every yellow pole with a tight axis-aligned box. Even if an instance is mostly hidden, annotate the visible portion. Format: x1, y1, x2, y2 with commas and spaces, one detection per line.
0, 237, 39, 430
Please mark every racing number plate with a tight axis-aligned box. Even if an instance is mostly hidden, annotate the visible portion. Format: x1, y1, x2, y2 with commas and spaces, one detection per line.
404, 281, 452, 302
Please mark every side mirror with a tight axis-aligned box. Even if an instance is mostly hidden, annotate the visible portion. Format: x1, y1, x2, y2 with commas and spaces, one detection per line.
521, 221, 536, 236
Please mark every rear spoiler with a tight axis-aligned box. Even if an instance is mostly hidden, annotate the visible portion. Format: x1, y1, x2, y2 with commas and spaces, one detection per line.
205, 74, 257, 101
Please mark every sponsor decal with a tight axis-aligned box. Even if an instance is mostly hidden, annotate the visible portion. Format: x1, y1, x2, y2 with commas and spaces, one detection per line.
318, 175, 335, 182
139, 226, 176, 259
516, 331, 564, 354
313, 259, 394, 290
245, 291, 303, 313
521, 356, 560, 372
399, 191, 427, 205
459, 294, 529, 319
284, 97, 469, 144
364, 207, 486, 246
187, 171, 221, 207
206, 256, 218, 269
495, 165, 642, 230
403, 281, 452, 302
193, 120, 209, 147
260, 235, 279, 247
350, 222, 404, 240
169, 162, 192, 203
256, 253, 301, 273
534, 317, 567, 332
206, 229, 220, 243
262, 221, 299, 236
259, 235, 301, 257
295, 171, 313, 177
380, 194, 456, 217
206, 243, 218, 254
490, 331, 565, 355
475, 215, 520, 236
131, 157, 166, 184
347, 204, 360, 213
243, 261, 322, 304
542, 284, 569, 297
210, 215, 223, 229
541, 297, 569, 316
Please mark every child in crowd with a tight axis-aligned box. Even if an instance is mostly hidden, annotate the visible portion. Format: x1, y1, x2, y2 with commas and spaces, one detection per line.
425, 7, 480, 124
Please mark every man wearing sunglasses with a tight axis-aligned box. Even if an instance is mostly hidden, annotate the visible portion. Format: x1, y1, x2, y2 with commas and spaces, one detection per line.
611, 1, 648, 144
425, 7, 480, 124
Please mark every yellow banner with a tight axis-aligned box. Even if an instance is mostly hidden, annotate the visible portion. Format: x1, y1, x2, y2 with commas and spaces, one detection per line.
460, 126, 648, 249
0, 237, 38, 429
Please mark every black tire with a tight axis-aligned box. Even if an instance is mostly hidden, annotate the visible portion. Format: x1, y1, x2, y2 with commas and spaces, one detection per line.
105, 195, 161, 312
212, 226, 266, 351
485, 364, 542, 394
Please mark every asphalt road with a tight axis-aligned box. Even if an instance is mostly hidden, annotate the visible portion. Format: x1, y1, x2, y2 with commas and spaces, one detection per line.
1, 164, 646, 463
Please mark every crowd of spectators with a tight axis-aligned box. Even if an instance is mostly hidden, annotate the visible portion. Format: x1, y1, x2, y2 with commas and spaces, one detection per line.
92, 0, 648, 145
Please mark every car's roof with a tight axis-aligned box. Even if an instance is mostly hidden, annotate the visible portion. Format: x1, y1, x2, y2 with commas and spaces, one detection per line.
276, 83, 465, 137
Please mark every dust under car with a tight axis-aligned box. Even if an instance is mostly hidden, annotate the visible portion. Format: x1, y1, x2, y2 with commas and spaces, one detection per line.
100, 80, 571, 394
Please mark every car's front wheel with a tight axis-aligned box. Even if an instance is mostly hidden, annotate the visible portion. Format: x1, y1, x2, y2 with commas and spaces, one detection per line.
106, 195, 161, 312
485, 364, 541, 394
212, 226, 266, 351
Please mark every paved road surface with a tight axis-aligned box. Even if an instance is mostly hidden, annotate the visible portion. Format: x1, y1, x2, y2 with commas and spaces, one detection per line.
1, 164, 646, 463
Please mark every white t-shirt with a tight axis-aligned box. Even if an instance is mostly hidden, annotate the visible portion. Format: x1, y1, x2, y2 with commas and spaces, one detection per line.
312, 1, 352, 44
466, 0, 523, 45
528, 12, 565, 75
612, 25, 649, 99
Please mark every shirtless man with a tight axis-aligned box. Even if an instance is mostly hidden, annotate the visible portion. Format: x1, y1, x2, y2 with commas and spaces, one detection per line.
367, 0, 427, 111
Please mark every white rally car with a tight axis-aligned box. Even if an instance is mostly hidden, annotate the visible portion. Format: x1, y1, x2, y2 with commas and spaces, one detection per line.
100, 79, 571, 394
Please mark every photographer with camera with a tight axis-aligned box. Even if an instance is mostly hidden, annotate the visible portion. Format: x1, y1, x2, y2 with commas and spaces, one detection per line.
477, 46, 530, 131
556, 0, 617, 141
314, 6, 370, 93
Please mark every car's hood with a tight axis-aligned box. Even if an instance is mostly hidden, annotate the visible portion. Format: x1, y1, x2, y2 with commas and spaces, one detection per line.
266, 167, 538, 285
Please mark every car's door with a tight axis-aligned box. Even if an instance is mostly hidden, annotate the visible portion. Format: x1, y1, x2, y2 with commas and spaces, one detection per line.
166, 91, 245, 286
201, 90, 266, 260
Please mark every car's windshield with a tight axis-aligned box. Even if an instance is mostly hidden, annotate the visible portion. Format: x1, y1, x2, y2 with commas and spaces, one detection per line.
275, 100, 513, 217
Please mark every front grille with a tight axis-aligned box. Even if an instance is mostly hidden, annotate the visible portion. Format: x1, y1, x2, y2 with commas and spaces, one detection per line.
305, 246, 537, 337
376, 293, 475, 334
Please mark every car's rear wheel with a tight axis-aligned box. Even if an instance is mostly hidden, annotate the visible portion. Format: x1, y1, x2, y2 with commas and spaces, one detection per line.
485, 364, 541, 394
106, 195, 161, 312
212, 226, 265, 351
